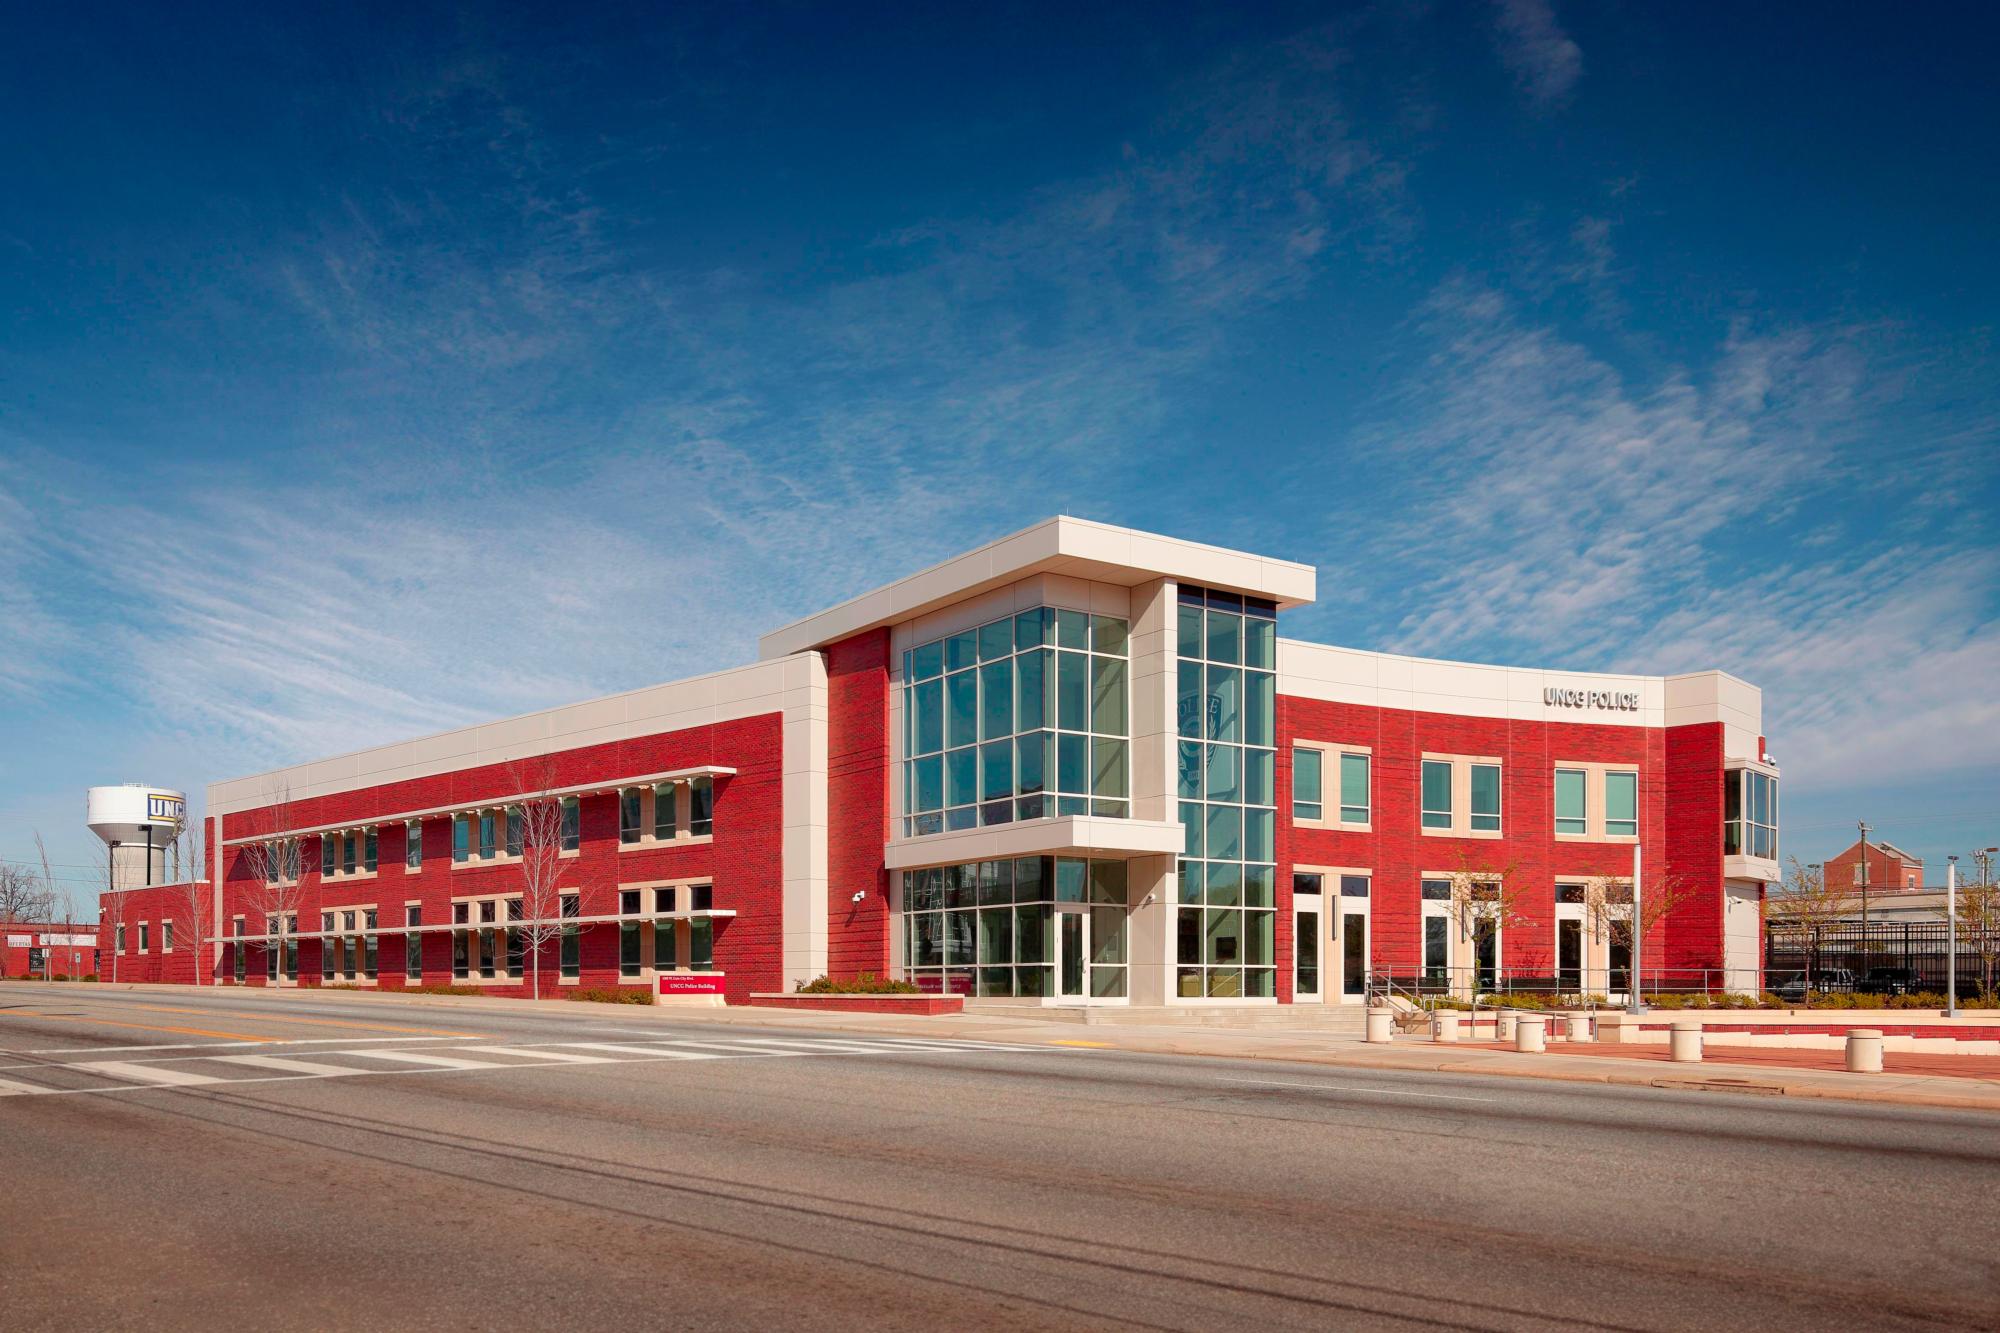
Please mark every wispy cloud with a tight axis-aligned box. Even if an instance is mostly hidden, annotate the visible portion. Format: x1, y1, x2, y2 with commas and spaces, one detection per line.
1491, 0, 1584, 109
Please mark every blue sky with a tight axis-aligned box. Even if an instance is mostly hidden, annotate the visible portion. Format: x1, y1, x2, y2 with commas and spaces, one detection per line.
3, 1, 1995, 908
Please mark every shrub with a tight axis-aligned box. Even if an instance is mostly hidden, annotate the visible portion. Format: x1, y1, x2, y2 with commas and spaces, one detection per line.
795, 971, 922, 995
569, 987, 654, 1005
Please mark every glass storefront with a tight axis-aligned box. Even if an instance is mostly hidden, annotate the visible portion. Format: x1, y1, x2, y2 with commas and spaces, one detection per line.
901, 608, 1129, 837
1174, 585, 1279, 998
901, 856, 1128, 999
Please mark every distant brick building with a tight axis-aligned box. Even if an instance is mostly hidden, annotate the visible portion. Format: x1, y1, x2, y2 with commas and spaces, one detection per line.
1, 921, 99, 978
1823, 837, 1923, 901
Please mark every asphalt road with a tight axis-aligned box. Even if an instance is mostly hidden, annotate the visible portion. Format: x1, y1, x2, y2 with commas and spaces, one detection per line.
1, 987, 1994, 1331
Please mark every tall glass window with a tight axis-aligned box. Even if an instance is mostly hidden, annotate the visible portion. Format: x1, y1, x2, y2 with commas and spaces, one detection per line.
899, 856, 1125, 998
1605, 771, 1638, 837
1726, 769, 1777, 859
901, 607, 1129, 836
560, 796, 580, 851
1469, 764, 1501, 832
1293, 748, 1322, 821
1176, 585, 1278, 999
1554, 768, 1587, 836
1339, 752, 1370, 824
405, 820, 422, 870
1421, 760, 1453, 829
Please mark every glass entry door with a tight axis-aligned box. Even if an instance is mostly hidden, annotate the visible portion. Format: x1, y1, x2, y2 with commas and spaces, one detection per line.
1338, 906, 1370, 1002
1294, 900, 1323, 1002
1057, 907, 1087, 999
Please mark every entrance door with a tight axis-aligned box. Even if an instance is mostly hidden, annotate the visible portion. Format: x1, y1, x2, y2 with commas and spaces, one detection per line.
1338, 904, 1370, 1002
1294, 899, 1323, 1002
1056, 907, 1087, 1000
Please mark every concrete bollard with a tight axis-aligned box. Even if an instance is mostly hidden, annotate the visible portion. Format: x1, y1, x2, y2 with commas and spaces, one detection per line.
1565, 1014, 1593, 1043
1515, 1014, 1547, 1053
1365, 1008, 1395, 1044
1669, 1019, 1703, 1063
1433, 1011, 1461, 1043
1495, 1011, 1517, 1042
1845, 1028, 1884, 1073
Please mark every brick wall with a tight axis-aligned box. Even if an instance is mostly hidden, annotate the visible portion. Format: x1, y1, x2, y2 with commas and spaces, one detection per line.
1280, 695, 1695, 988
1662, 723, 1725, 984
825, 629, 892, 979
187, 712, 785, 1003
1823, 841, 1922, 896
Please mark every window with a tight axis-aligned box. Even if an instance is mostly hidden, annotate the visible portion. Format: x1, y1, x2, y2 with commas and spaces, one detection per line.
478, 811, 497, 860
1339, 753, 1370, 824
689, 776, 714, 837
115, 924, 126, 953
322, 835, 336, 876
560, 796, 580, 851
505, 807, 523, 857
363, 910, 378, 978
903, 606, 1131, 837
898, 857, 1123, 998
405, 906, 422, 979
1420, 760, 1453, 830
1469, 764, 1500, 832
689, 884, 713, 912
1292, 748, 1322, 822
342, 832, 357, 874
1422, 757, 1502, 836
265, 916, 279, 980
406, 821, 422, 870
653, 784, 677, 840
233, 919, 246, 982
162, 921, 174, 953
1725, 768, 1778, 860
364, 827, 378, 872
689, 916, 714, 970
1605, 771, 1638, 838
453, 815, 470, 864
1173, 585, 1277, 999
654, 917, 678, 971
619, 920, 642, 978
620, 789, 642, 844
1554, 769, 1588, 836
653, 886, 676, 914
559, 894, 580, 979
138, 923, 149, 953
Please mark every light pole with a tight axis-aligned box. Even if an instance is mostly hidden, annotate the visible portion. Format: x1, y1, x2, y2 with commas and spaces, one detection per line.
1947, 855, 1958, 1019
1625, 840, 1645, 1015
1807, 863, 1822, 994
1857, 819, 1871, 930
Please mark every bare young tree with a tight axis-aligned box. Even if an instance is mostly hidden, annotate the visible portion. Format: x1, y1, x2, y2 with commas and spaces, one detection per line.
0, 860, 55, 978
1767, 857, 1857, 995
1945, 871, 2000, 1001
1585, 863, 1702, 1001
1441, 851, 1529, 998
508, 757, 574, 1001
236, 786, 305, 987
34, 832, 80, 980
170, 816, 211, 986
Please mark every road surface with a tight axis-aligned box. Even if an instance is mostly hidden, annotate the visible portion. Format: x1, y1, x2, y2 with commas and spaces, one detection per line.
1, 986, 1993, 1330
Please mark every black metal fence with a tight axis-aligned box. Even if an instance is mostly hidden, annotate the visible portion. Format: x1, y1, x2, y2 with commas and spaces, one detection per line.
1765, 922, 2000, 996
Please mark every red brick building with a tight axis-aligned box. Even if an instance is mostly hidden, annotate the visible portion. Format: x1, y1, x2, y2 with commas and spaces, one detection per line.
1, 922, 99, 979
99, 518, 1780, 1004
1821, 837, 1923, 902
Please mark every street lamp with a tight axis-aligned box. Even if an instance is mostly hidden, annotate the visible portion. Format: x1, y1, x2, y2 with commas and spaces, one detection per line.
1947, 855, 1958, 1019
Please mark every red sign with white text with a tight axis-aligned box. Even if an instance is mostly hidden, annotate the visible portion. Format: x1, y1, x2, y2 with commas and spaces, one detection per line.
657, 972, 726, 996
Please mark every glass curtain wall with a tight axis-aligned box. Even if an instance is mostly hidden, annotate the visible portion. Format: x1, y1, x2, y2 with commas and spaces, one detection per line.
902, 856, 1128, 998
1175, 585, 1279, 998
902, 608, 1129, 837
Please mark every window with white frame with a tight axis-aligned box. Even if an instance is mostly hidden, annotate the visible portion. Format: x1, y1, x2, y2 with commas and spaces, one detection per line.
1420, 756, 1502, 837
1294, 744, 1370, 828
406, 820, 423, 871
617, 780, 714, 849
1554, 764, 1640, 840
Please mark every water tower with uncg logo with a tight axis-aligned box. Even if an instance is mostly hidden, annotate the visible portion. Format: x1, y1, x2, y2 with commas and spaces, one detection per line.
87, 784, 189, 888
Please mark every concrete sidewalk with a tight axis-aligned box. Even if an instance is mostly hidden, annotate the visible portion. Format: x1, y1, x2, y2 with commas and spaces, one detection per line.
25, 981, 2000, 1113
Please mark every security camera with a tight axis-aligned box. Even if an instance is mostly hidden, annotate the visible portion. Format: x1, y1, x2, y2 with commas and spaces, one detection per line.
850, 890, 866, 903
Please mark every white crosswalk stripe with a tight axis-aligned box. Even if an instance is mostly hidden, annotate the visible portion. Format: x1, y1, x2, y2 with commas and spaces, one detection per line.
211, 1055, 373, 1077
560, 1043, 727, 1060
0, 1076, 51, 1096
81, 1061, 225, 1087
468, 1047, 621, 1064
339, 1050, 510, 1071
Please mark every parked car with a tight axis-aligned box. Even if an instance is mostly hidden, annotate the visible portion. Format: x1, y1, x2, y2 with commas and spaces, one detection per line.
1859, 967, 1922, 996
1774, 968, 1854, 1000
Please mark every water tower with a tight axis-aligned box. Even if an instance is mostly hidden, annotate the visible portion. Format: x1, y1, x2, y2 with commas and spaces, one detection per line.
87, 785, 189, 889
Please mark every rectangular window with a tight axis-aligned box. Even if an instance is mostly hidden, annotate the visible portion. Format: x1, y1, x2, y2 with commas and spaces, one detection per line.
689, 917, 714, 970
654, 919, 678, 971
1339, 752, 1369, 825
364, 827, 378, 872
1420, 760, 1453, 829
453, 815, 470, 864
323, 934, 336, 980
1469, 764, 1501, 832
560, 894, 580, 978
233, 920, 246, 982
1605, 771, 1638, 837
653, 783, 677, 840
452, 929, 469, 979
1293, 747, 1322, 821
505, 807, 523, 857
363, 911, 378, 979
406, 821, 422, 870
138, 923, 149, 953
115, 924, 126, 953
1554, 768, 1588, 836
322, 835, 336, 876
689, 776, 714, 837
405, 906, 422, 979
478, 812, 497, 860
162, 921, 174, 953
619, 921, 642, 978
620, 789, 642, 844
342, 832, 357, 874
560, 796, 580, 851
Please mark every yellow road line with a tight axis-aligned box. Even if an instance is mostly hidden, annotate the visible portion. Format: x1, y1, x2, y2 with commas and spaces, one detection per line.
0, 1012, 275, 1042
1049, 1039, 1112, 1048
